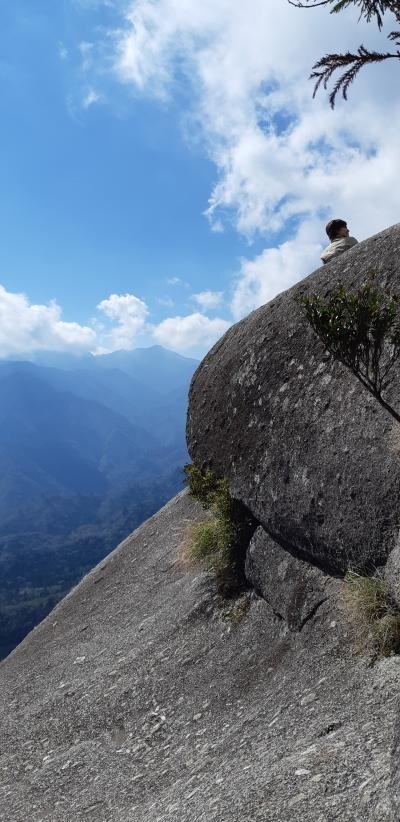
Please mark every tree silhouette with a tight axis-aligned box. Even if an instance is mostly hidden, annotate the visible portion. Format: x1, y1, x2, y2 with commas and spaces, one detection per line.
288, 0, 400, 106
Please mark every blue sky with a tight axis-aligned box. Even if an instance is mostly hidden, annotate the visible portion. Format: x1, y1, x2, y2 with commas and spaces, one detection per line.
1, 0, 399, 358
0, 2, 245, 317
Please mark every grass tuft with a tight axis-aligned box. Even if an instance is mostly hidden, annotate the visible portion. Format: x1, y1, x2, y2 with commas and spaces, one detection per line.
183, 464, 255, 597
189, 519, 234, 564
343, 570, 400, 659
371, 613, 400, 658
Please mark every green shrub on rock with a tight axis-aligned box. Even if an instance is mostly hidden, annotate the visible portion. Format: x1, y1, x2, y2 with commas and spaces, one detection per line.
189, 519, 235, 564
183, 464, 231, 517
183, 464, 255, 596
299, 281, 400, 422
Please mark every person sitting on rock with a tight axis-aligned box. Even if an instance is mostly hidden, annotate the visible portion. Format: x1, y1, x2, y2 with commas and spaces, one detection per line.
321, 219, 358, 264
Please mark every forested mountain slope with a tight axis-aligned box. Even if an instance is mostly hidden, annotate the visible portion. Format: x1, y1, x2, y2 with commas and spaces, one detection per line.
0, 346, 197, 658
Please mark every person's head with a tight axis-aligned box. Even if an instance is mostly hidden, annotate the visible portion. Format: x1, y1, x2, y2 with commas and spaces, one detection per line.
325, 218, 349, 242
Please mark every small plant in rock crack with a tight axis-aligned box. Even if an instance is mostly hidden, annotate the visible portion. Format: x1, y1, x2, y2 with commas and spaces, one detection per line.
183, 464, 255, 597
221, 593, 252, 626
299, 280, 400, 423
343, 570, 400, 660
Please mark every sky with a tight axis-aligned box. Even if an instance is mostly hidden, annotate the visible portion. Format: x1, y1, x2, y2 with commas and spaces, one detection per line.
0, 0, 399, 359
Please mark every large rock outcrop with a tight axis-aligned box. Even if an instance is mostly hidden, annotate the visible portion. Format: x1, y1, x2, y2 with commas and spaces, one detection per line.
1, 491, 399, 821
187, 223, 400, 574
3, 225, 400, 822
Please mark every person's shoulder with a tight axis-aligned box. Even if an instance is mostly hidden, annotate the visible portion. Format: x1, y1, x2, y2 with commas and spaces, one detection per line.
335, 237, 357, 250
320, 240, 339, 262
320, 236, 357, 263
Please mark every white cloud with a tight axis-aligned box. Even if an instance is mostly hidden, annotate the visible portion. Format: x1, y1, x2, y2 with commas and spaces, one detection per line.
79, 40, 94, 56
97, 292, 149, 351
0, 285, 230, 359
231, 229, 322, 320
82, 88, 103, 108
97, 294, 229, 354
166, 276, 186, 286
153, 312, 230, 352
103, 0, 400, 314
79, 40, 96, 74
193, 290, 223, 310
8, 0, 400, 362
111, 0, 400, 236
0, 285, 96, 358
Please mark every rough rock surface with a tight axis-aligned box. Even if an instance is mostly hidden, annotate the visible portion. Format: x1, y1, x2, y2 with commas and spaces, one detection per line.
1, 491, 400, 822
246, 526, 334, 631
187, 223, 400, 574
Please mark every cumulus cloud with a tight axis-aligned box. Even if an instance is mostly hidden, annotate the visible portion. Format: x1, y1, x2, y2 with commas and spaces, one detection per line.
98, 296, 229, 354
0, 285, 96, 358
97, 292, 149, 350
193, 290, 223, 311
153, 312, 230, 352
0, 284, 231, 359
0, 285, 231, 359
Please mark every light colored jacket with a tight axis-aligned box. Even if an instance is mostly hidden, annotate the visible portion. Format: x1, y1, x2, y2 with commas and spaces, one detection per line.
321, 236, 358, 264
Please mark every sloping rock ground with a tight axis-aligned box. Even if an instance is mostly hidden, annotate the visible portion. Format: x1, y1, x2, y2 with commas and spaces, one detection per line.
187, 223, 400, 574
1, 491, 399, 822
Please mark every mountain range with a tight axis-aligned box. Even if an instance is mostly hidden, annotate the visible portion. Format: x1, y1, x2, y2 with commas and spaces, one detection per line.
0, 346, 198, 658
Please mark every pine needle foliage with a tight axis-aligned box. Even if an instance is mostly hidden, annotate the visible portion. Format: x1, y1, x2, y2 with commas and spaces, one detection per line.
311, 47, 397, 108
299, 282, 400, 422
288, 0, 400, 106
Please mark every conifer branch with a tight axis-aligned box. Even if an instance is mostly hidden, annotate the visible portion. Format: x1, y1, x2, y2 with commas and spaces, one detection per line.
310, 46, 400, 107
288, 0, 400, 104
288, 0, 394, 28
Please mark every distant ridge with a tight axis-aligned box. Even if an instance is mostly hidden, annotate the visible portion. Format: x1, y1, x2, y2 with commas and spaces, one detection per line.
0, 345, 198, 658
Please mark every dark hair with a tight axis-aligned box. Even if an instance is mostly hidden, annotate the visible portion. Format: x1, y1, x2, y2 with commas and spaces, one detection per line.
325, 218, 347, 241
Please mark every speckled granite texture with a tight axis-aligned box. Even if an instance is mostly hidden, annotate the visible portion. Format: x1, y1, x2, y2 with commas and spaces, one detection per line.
187, 223, 400, 574
1, 491, 399, 821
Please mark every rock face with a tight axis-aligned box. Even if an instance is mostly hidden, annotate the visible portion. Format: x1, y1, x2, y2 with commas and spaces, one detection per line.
3, 225, 400, 822
187, 223, 400, 574
246, 526, 334, 631
1, 491, 399, 822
